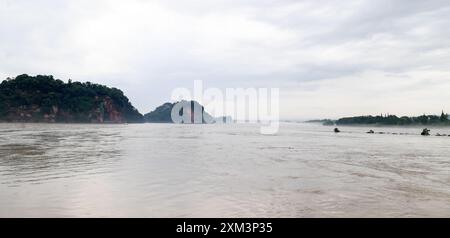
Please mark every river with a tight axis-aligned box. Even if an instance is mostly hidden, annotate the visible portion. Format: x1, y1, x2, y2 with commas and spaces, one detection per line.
0, 123, 449, 217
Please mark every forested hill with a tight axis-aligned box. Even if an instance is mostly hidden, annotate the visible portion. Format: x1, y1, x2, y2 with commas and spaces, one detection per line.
144, 100, 215, 123
0, 74, 144, 123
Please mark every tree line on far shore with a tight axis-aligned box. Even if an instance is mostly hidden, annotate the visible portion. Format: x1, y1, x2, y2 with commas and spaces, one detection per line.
308, 112, 450, 126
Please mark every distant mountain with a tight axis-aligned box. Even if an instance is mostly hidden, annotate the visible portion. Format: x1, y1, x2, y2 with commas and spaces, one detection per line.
144, 102, 174, 123
144, 101, 218, 124
0, 74, 144, 123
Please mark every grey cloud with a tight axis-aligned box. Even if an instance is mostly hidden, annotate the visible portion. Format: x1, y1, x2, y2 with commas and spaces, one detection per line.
0, 0, 449, 117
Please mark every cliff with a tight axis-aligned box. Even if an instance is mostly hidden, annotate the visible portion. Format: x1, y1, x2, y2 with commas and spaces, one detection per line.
0, 74, 144, 123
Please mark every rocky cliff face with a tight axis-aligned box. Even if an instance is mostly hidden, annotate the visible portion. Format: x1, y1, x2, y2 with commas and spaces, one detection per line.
95, 96, 125, 123
1, 96, 131, 123
0, 74, 144, 123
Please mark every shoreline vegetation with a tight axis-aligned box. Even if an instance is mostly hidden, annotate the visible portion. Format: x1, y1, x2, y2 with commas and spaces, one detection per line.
307, 115, 450, 137
0, 74, 231, 124
307, 112, 450, 127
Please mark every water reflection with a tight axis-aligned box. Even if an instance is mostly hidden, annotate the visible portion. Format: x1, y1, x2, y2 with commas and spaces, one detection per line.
0, 124, 123, 185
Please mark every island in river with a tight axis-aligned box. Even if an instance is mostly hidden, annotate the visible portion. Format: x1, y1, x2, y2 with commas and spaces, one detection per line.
307, 112, 450, 126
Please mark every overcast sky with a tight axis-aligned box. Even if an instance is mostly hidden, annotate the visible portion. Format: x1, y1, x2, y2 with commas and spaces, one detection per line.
1, 0, 450, 119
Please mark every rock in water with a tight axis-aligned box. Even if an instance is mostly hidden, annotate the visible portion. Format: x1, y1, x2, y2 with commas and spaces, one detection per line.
334, 128, 340, 133
421, 128, 430, 136
367, 130, 375, 134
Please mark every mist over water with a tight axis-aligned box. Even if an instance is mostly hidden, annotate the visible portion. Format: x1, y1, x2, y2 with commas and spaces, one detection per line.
0, 123, 449, 217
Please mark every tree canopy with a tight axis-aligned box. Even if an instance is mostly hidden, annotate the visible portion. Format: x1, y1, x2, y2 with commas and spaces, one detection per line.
0, 74, 144, 123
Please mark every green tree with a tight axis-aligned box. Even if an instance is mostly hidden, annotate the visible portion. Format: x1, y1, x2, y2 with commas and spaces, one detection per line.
440, 111, 448, 122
